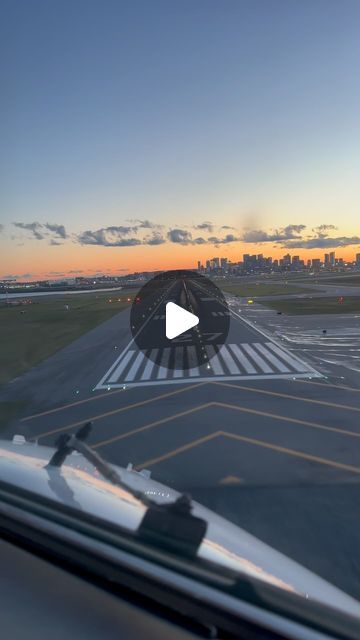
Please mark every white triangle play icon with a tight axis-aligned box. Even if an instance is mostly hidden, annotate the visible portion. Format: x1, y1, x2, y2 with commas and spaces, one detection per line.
166, 302, 199, 340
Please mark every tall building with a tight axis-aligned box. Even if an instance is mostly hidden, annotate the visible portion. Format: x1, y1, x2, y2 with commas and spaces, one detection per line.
329, 251, 335, 266
197, 260, 201, 272
283, 253, 291, 265
213, 257, 220, 269
206, 260, 211, 272
324, 253, 330, 266
356, 253, 360, 265
220, 257, 228, 270
312, 258, 321, 269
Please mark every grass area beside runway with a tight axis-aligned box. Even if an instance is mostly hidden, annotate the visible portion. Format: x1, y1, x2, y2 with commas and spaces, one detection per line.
260, 296, 360, 314
219, 281, 313, 297
294, 275, 360, 286
0, 291, 136, 385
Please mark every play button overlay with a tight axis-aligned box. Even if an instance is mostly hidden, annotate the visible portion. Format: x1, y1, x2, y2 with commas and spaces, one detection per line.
166, 302, 199, 340
130, 269, 230, 371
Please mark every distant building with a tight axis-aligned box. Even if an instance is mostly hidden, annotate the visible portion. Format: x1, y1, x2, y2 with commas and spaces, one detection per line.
312, 258, 321, 270
356, 253, 360, 265
324, 253, 330, 266
220, 257, 228, 269
283, 253, 291, 265
329, 251, 335, 266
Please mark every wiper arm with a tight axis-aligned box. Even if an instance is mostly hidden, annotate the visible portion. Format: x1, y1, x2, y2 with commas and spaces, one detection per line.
46, 422, 207, 557
47, 422, 127, 489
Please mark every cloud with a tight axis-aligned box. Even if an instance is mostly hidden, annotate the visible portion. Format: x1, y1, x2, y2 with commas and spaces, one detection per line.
242, 224, 306, 244
21, 273, 33, 278
1, 274, 19, 279
144, 232, 166, 245
168, 228, 241, 246
50, 239, 63, 246
242, 229, 270, 243
13, 221, 45, 240
44, 222, 67, 238
136, 219, 159, 229
77, 227, 142, 247
106, 225, 137, 235
312, 224, 337, 234
194, 221, 214, 233
311, 224, 339, 239
220, 225, 236, 230
127, 219, 163, 230
283, 236, 360, 249
68, 269, 84, 273
208, 233, 240, 244
0, 224, 4, 232
13, 220, 69, 241
167, 228, 194, 245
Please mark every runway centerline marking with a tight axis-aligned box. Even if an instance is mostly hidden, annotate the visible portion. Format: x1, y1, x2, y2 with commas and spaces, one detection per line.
214, 381, 360, 414
35, 382, 208, 440
136, 430, 360, 475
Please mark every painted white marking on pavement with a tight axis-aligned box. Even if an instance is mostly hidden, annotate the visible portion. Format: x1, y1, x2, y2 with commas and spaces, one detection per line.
206, 345, 225, 375
228, 344, 257, 374
97, 372, 315, 391
254, 343, 290, 373
125, 352, 145, 381
141, 349, 158, 380
173, 347, 184, 378
218, 345, 241, 375
187, 346, 200, 377
108, 350, 134, 383
265, 342, 308, 372
242, 344, 273, 374
157, 348, 171, 379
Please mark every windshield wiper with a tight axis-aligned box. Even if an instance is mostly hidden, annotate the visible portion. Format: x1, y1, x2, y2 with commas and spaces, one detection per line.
46, 422, 207, 557
47, 422, 127, 488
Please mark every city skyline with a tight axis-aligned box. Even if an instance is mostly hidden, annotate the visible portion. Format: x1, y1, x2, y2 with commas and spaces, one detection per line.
2, 220, 360, 281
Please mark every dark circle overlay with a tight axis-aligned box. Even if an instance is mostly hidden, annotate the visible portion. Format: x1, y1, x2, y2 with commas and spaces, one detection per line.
130, 270, 230, 371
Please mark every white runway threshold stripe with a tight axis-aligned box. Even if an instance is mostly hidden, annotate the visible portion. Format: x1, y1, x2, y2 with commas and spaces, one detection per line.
96, 341, 322, 390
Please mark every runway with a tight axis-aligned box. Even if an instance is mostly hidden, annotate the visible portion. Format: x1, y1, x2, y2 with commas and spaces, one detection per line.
1, 275, 360, 600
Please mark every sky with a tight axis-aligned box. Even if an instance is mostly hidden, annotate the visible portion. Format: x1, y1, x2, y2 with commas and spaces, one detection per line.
1, 0, 360, 280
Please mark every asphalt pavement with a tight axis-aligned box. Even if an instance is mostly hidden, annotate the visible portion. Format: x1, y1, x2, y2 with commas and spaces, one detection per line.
1, 275, 360, 600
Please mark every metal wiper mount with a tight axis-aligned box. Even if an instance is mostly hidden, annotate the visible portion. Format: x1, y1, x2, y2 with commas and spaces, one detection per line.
46, 422, 207, 557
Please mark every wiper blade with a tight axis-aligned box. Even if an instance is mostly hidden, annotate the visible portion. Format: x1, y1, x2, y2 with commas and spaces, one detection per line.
46, 422, 207, 557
